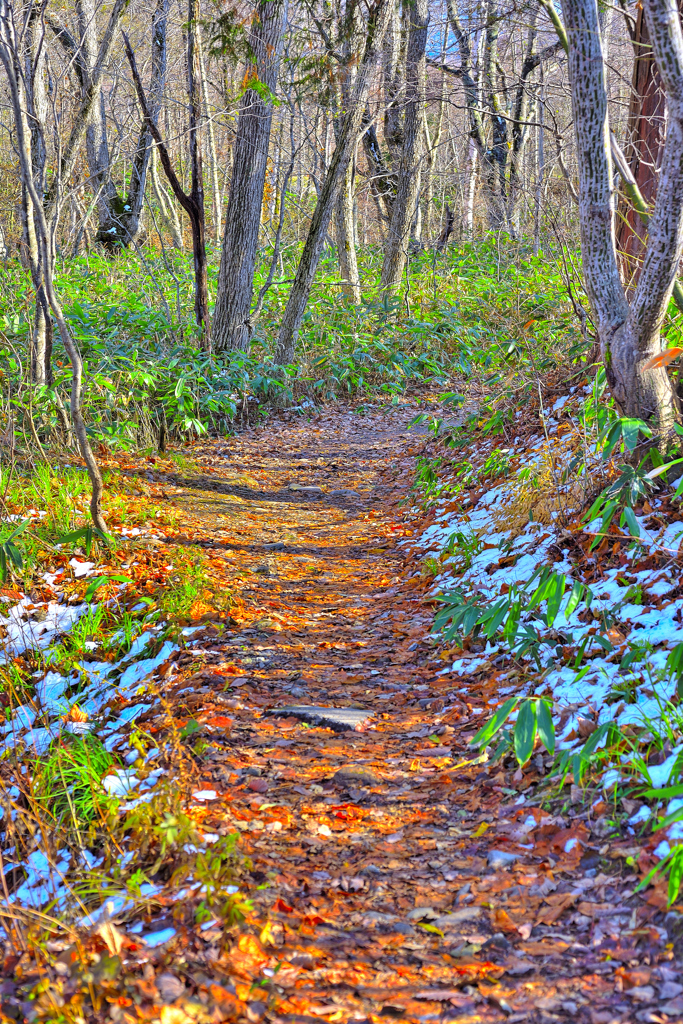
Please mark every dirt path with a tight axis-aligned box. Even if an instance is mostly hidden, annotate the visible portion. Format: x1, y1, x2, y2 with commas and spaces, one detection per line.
153, 403, 678, 1024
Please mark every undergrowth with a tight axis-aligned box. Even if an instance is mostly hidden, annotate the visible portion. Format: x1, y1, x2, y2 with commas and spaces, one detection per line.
0, 237, 578, 455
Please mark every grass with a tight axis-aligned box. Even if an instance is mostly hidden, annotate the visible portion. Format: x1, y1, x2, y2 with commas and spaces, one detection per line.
32, 733, 115, 828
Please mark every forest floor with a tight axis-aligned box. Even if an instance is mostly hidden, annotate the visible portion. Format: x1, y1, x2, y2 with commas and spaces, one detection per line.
3, 396, 683, 1024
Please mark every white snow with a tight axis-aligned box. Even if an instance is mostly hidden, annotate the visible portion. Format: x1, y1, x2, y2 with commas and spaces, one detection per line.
412, 403, 683, 792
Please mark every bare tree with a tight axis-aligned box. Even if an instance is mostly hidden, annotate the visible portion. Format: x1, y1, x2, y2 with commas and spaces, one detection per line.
275, 0, 394, 365
565, 0, 683, 434
380, 0, 428, 294
124, 6, 210, 345
211, 0, 285, 354
0, 0, 106, 530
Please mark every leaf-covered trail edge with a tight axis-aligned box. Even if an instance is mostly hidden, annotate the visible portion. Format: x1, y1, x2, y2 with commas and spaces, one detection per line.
135, 399, 683, 1024
12, 399, 682, 1024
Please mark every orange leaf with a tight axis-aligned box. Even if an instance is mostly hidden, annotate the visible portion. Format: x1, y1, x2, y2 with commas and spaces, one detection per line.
491, 907, 520, 935
237, 934, 267, 963
643, 347, 683, 370
273, 898, 294, 914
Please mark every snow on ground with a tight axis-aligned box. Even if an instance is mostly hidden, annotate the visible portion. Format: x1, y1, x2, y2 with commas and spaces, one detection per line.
0, 526, 189, 917
412, 401, 683, 852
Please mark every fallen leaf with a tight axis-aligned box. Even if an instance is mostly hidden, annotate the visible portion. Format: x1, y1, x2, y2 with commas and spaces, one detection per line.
643, 347, 683, 369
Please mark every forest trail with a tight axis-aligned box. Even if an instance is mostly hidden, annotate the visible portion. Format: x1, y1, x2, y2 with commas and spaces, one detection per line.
135, 402, 674, 1024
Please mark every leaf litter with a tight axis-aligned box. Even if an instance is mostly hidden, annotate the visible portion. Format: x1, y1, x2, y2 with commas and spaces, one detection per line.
1, 397, 683, 1023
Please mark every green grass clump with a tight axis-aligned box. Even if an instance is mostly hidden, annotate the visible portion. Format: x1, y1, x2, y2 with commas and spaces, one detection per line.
33, 734, 116, 828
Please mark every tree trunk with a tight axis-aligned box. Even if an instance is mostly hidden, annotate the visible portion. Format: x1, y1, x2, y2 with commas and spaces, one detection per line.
482, 0, 508, 229
74, 0, 121, 248
565, 0, 683, 435
212, 0, 285, 354
120, 0, 170, 244
335, 156, 361, 302
186, 0, 209, 344
48, 0, 157, 249
275, 0, 393, 364
124, 31, 208, 341
150, 145, 184, 248
461, 137, 478, 236
362, 108, 395, 220
533, 71, 545, 255
615, 4, 666, 289
197, 27, 222, 241
380, 0, 429, 294
22, 10, 51, 385
422, 32, 447, 242
447, 0, 498, 227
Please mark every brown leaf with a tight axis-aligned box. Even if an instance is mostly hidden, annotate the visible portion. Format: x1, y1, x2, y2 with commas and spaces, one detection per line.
491, 908, 520, 935
536, 893, 577, 925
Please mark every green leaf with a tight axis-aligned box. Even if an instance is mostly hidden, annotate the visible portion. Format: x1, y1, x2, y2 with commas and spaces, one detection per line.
536, 699, 555, 755
7, 519, 31, 540
471, 697, 519, 748
621, 506, 640, 538
85, 575, 133, 601
180, 719, 201, 739
514, 700, 537, 766
622, 417, 651, 452
565, 580, 585, 618
3, 542, 22, 570
667, 847, 683, 905
545, 573, 566, 625
647, 457, 683, 481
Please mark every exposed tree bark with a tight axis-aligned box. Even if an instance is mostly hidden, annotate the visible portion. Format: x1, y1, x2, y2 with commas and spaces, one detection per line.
533, 69, 545, 255
329, 3, 365, 302
380, 0, 428, 293
45, 0, 131, 221
275, 0, 393, 364
422, 27, 447, 242
541, 0, 683, 313
461, 137, 478, 236
186, 0, 209, 343
21, 8, 51, 385
50, 0, 167, 249
507, 21, 562, 233
436, 202, 454, 250
211, 0, 285, 354
122, 0, 169, 244
361, 107, 394, 220
565, 0, 683, 435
